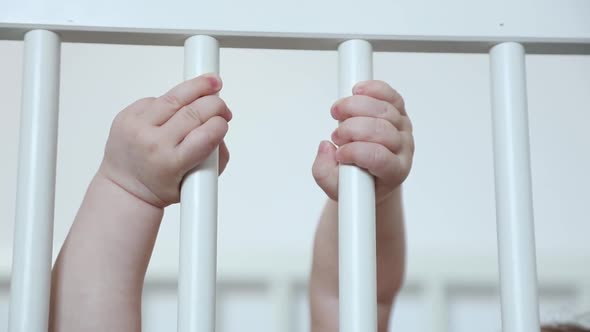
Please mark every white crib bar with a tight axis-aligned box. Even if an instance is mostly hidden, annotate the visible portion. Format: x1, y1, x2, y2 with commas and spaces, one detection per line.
426, 282, 448, 332
490, 42, 540, 332
271, 278, 292, 332
178, 35, 220, 332
337, 39, 378, 332
8, 29, 61, 332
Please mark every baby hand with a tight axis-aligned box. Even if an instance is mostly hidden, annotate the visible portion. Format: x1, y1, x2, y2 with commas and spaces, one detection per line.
312, 80, 414, 203
98, 74, 232, 208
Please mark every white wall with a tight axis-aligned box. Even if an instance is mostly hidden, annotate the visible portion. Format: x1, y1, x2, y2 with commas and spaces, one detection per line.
0, 40, 589, 331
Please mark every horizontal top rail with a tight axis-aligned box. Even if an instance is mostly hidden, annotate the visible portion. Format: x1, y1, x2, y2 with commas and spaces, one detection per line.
1, 0, 590, 54
1, 24, 589, 54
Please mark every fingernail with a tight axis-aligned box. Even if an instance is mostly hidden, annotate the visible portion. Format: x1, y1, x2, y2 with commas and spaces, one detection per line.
353, 83, 366, 94
331, 130, 339, 141
331, 102, 341, 116
206, 75, 220, 89
318, 141, 332, 154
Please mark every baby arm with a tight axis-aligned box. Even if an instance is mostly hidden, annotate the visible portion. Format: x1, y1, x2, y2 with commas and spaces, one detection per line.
309, 80, 414, 332
49, 74, 232, 332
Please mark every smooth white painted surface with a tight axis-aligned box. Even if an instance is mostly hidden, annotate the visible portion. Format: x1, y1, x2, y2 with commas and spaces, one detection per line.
1, 0, 590, 44
490, 42, 540, 332
337, 39, 377, 332
0, 288, 8, 332
8, 30, 60, 332
178, 35, 220, 332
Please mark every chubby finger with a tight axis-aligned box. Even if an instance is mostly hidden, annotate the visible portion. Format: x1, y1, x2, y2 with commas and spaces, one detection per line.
332, 117, 402, 153
145, 74, 222, 125
352, 80, 406, 115
336, 142, 406, 186
161, 95, 232, 144
311, 141, 339, 201
175, 116, 229, 173
331, 95, 403, 129
219, 140, 230, 175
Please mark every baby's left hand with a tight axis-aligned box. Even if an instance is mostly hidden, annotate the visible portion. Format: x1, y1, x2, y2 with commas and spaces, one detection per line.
312, 80, 414, 203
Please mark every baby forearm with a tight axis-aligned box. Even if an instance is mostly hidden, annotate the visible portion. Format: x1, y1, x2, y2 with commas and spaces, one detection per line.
49, 173, 163, 332
309, 187, 406, 331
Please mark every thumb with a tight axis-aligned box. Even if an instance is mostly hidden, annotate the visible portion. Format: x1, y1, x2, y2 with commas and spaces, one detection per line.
218, 140, 230, 175
312, 140, 339, 201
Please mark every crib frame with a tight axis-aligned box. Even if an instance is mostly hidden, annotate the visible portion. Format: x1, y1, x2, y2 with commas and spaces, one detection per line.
2, 1, 590, 331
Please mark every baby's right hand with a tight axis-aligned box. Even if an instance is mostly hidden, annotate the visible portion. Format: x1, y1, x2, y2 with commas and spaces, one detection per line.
98, 74, 232, 208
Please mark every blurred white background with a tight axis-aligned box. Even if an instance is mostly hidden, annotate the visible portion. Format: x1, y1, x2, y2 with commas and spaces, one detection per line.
0, 40, 589, 331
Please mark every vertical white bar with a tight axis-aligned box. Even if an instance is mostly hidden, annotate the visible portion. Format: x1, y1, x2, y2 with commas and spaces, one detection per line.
426, 282, 448, 332
578, 285, 590, 321
490, 42, 540, 332
271, 279, 292, 332
337, 39, 377, 332
178, 35, 220, 332
8, 29, 61, 332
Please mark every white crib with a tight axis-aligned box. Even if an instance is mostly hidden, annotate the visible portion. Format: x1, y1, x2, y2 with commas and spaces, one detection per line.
1, 1, 589, 331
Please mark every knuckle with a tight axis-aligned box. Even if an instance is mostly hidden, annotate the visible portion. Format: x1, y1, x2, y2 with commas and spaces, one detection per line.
220, 118, 229, 132
311, 163, 322, 181
371, 146, 387, 169
166, 155, 183, 175
379, 101, 391, 116
111, 110, 128, 129
392, 89, 406, 111
168, 151, 182, 170
130, 97, 156, 110
111, 110, 137, 137
390, 130, 403, 152
215, 118, 229, 137
312, 162, 330, 186
161, 93, 182, 110
182, 103, 203, 124
203, 96, 227, 116
394, 90, 405, 104
156, 155, 177, 178
202, 130, 218, 152
138, 129, 160, 154
202, 118, 227, 148
388, 107, 403, 127
209, 96, 226, 111
337, 123, 351, 140
138, 96, 156, 105
374, 119, 391, 136
338, 145, 352, 162
403, 117, 414, 132
145, 138, 161, 155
